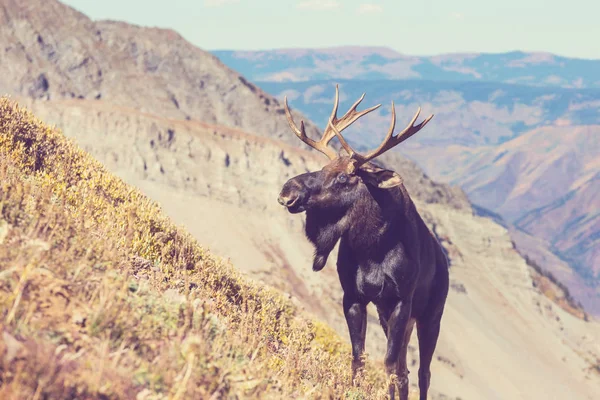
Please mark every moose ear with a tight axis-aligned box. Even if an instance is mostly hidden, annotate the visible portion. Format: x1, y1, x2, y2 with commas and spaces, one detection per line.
358, 163, 403, 189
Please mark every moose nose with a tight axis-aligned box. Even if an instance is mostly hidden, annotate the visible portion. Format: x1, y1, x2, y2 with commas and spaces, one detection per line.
278, 194, 298, 207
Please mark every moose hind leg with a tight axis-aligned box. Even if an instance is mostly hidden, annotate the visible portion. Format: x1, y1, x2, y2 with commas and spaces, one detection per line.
416, 318, 441, 400
376, 305, 389, 338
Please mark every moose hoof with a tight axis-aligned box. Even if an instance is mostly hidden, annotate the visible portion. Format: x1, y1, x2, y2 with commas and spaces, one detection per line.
351, 362, 365, 385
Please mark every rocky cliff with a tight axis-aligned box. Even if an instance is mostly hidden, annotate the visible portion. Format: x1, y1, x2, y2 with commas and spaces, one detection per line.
0, 0, 321, 145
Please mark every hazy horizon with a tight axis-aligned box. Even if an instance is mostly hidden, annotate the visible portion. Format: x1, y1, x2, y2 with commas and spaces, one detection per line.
61, 0, 599, 60
209, 45, 598, 60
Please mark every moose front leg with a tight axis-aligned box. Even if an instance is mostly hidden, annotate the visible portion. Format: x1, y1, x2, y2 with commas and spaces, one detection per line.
384, 300, 412, 400
343, 294, 367, 383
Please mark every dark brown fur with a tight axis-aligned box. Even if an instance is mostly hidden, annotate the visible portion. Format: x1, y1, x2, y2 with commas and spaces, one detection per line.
278, 157, 449, 400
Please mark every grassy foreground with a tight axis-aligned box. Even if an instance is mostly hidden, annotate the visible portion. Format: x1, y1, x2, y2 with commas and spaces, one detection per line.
0, 98, 389, 399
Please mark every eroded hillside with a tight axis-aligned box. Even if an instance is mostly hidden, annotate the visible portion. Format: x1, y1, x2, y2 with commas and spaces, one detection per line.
0, 98, 394, 399
0, 0, 321, 145
18, 96, 600, 400
407, 124, 600, 309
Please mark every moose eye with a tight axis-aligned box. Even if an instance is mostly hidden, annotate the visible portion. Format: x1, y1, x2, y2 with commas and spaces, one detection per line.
337, 173, 348, 184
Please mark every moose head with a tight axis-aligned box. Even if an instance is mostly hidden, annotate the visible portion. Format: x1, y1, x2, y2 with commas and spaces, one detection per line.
278, 85, 432, 214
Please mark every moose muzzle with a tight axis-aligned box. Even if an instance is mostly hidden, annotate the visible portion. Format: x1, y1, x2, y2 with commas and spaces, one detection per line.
278, 178, 308, 213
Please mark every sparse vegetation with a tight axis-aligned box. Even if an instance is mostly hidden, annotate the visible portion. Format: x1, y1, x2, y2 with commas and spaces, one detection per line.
522, 253, 588, 320
0, 98, 391, 399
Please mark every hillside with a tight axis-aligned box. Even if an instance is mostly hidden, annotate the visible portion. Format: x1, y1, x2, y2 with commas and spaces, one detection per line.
0, 0, 321, 146
15, 96, 600, 399
517, 173, 599, 282
408, 125, 600, 288
16, 95, 469, 330
434, 126, 599, 220
509, 227, 600, 315
0, 98, 395, 399
213, 47, 600, 88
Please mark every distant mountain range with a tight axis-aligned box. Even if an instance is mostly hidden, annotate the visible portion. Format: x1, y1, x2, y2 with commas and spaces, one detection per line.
254, 79, 600, 147
213, 48, 600, 88
211, 47, 600, 307
408, 124, 599, 285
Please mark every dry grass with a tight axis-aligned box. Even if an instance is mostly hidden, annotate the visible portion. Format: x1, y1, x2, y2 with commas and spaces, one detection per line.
0, 98, 392, 399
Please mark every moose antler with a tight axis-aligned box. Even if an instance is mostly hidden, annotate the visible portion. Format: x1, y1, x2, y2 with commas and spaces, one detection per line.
284, 85, 381, 160
328, 102, 433, 168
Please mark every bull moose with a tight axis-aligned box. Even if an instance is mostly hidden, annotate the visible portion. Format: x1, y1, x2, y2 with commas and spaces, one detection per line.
277, 86, 449, 399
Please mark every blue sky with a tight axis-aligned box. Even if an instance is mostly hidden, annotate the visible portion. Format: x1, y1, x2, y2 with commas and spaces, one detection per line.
62, 0, 597, 59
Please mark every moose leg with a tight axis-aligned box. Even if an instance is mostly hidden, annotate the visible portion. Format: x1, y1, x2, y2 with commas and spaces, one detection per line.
396, 319, 415, 400
376, 305, 389, 338
384, 300, 412, 400
416, 318, 441, 400
343, 295, 367, 382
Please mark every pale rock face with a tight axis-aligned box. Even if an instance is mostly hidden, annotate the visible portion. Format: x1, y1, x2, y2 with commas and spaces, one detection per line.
23, 98, 600, 400
0, 0, 321, 146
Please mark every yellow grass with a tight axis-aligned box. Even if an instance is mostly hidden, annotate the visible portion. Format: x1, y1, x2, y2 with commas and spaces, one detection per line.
0, 98, 393, 399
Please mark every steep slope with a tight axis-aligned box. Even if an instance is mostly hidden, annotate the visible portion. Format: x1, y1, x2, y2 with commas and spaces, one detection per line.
213, 47, 600, 88
19, 96, 469, 325
2, 1, 599, 398
19, 96, 600, 400
0, 98, 390, 399
509, 227, 600, 315
517, 173, 600, 282
0, 0, 321, 145
408, 125, 599, 287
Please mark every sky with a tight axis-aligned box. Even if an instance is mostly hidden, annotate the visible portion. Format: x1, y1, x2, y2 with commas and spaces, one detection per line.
61, 0, 598, 59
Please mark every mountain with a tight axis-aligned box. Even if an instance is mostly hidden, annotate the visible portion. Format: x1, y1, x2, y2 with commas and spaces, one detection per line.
253, 80, 600, 147
2, 1, 600, 398
517, 172, 599, 281
211, 50, 600, 311
404, 125, 599, 290
0, 0, 322, 146
213, 47, 600, 88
